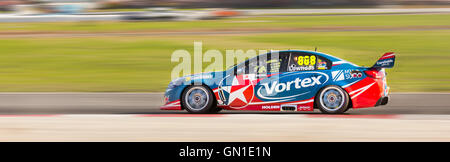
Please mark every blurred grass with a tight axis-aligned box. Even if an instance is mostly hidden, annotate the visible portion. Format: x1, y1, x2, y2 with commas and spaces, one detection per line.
0, 38, 190, 92
1, 14, 449, 32
0, 14, 449, 92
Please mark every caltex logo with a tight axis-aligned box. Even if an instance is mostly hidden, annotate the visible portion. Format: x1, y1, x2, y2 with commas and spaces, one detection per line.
219, 75, 255, 108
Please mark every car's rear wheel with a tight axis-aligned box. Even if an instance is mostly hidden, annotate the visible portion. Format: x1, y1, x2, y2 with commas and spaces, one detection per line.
316, 85, 350, 114
181, 85, 219, 113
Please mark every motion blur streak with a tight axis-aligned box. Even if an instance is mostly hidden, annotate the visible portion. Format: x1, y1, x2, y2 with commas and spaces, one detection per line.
0, 0, 449, 142
137, 114, 225, 117
306, 114, 398, 119
0, 114, 449, 142
0, 93, 448, 114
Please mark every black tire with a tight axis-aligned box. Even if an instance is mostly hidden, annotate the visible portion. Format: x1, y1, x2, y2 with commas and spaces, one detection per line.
315, 85, 350, 114
209, 106, 222, 113
181, 85, 218, 114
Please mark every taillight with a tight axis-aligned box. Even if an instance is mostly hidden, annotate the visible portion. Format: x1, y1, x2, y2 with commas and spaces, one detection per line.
365, 69, 384, 79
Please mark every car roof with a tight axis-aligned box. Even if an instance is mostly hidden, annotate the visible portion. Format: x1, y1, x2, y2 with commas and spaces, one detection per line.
272, 50, 359, 67
236, 50, 359, 69
271, 50, 340, 62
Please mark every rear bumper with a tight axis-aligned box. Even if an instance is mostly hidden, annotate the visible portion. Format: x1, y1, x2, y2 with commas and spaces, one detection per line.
375, 96, 389, 107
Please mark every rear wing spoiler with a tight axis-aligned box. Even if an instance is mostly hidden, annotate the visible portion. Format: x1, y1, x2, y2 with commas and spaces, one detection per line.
372, 52, 395, 69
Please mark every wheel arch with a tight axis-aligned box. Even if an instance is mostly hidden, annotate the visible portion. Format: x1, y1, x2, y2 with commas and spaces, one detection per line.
179, 82, 217, 110
340, 86, 353, 109
314, 84, 352, 109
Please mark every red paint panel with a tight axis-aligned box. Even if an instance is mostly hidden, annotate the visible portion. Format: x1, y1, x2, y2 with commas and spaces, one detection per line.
160, 100, 182, 110
344, 77, 384, 108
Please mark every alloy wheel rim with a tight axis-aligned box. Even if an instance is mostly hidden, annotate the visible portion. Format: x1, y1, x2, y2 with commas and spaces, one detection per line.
185, 87, 209, 110
320, 87, 345, 111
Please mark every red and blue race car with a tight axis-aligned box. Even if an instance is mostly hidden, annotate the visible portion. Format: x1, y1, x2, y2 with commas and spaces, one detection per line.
161, 50, 395, 114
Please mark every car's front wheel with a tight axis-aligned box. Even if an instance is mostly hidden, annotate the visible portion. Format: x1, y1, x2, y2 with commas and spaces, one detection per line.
181, 85, 219, 113
316, 85, 350, 114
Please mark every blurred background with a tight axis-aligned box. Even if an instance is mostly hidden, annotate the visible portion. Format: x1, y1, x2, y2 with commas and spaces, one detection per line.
0, 0, 448, 92
0, 0, 449, 141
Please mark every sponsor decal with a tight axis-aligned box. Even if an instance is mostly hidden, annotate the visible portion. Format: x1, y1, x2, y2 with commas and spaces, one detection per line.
188, 74, 213, 80
298, 106, 311, 111
376, 59, 394, 66
256, 72, 329, 100
332, 70, 362, 81
317, 58, 328, 70
262, 105, 279, 109
289, 64, 314, 71
260, 76, 323, 95
350, 70, 363, 78
218, 75, 255, 108
288, 55, 316, 72
295, 55, 316, 66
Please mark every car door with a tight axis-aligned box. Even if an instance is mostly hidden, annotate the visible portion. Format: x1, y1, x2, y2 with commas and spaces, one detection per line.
218, 52, 289, 109
252, 52, 298, 104
254, 52, 331, 104
285, 52, 332, 102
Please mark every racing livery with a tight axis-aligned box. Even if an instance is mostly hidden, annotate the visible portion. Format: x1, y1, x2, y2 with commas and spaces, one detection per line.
161, 50, 395, 114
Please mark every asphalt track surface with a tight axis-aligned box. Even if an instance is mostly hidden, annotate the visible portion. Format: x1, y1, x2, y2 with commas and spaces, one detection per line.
0, 93, 448, 115
0, 93, 449, 141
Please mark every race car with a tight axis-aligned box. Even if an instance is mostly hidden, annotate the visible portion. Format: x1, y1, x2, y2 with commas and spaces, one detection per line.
161, 50, 395, 114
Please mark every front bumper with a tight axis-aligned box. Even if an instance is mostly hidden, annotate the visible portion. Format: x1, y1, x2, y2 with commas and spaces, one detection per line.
160, 100, 182, 110
375, 96, 389, 106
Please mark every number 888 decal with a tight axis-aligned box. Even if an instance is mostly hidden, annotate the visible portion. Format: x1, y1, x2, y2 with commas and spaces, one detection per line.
297, 55, 316, 66
289, 55, 317, 71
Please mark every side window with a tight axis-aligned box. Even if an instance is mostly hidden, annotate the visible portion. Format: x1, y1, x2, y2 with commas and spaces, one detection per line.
276, 52, 290, 72
264, 53, 289, 73
246, 53, 288, 74
315, 56, 332, 70
288, 53, 317, 72
236, 53, 291, 75
247, 56, 269, 74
